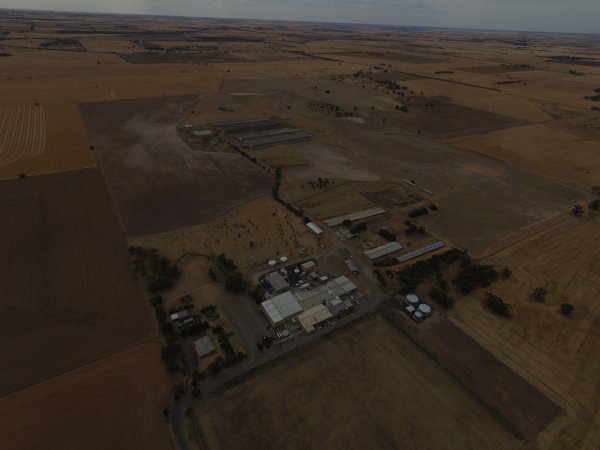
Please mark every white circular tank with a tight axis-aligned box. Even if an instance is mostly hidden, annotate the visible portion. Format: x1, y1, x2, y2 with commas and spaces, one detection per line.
280, 256, 288, 263
405, 294, 419, 306
294, 268, 300, 274
418, 303, 432, 317
281, 330, 289, 337
413, 311, 424, 322
268, 259, 277, 266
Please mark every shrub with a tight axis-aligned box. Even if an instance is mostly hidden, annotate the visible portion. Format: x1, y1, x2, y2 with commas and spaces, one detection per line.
408, 207, 428, 218
484, 292, 511, 317
561, 303, 574, 316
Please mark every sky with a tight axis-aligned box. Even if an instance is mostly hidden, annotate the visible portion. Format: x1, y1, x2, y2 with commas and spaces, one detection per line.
1, 0, 599, 34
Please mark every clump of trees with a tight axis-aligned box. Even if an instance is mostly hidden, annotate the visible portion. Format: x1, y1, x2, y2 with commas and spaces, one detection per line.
213, 253, 248, 294
404, 220, 425, 236
430, 287, 454, 309
531, 287, 548, 302
396, 249, 464, 292
484, 292, 511, 317
561, 303, 574, 316
378, 228, 396, 241
349, 222, 367, 234
408, 207, 429, 218
452, 259, 498, 294
129, 247, 181, 293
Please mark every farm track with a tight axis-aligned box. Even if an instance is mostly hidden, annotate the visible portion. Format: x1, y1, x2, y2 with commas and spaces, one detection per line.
0, 106, 46, 167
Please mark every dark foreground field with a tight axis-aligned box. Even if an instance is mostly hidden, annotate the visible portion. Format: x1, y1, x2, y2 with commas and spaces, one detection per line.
0, 168, 153, 396
80, 95, 273, 236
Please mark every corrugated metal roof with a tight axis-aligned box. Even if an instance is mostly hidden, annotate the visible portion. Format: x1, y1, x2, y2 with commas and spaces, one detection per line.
307, 222, 324, 235
266, 271, 290, 292
364, 242, 403, 260
396, 241, 446, 263
297, 304, 333, 332
345, 259, 359, 273
324, 207, 386, 227
261, 291, 303, 325
193, 336, 215, 357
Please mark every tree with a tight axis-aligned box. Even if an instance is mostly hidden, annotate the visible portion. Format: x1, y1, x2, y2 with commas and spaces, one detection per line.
342, 219, 352, 227
531, 287, 548, 302
561, 303, 574, 316
571, 204, 584, 216
589, 199, 600, 211
484, 292, 511, 317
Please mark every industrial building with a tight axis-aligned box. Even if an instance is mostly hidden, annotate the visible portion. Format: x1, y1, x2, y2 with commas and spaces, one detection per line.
294, 276, 357, 310
260, 291, 303, 326
364, 242, 403, 260
296, 304, 333, 333
193, 336, 215, 357
323, 207, 386, 227
325, 297, 353, 316
306, 222, 324, 236
301, 260, 316, 272
265, 271, 290, 293
396, 241, 446, 263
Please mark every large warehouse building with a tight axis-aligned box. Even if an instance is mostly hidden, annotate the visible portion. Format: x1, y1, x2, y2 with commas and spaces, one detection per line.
260, 291, 303, 326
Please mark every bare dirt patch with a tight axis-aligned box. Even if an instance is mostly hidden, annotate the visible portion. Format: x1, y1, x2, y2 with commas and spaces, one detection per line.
80, 95, 273, 236
196, 316, 521, 450
0, 343, 172, 450
0, 168, 153, 396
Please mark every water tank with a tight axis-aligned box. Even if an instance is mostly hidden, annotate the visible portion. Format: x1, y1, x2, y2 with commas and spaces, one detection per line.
413, 311, 424, 322
268, 259, 277, 266
418, 303, 432, 317
280, 256, 288, 263
405, 294, 419, 306
294, 268, 300, 274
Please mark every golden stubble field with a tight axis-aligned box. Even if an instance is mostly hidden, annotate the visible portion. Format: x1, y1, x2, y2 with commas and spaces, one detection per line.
0, 343, 173, 450
451, 215, 600, 449
196, 316, 521, 450
0, 104, 95, 180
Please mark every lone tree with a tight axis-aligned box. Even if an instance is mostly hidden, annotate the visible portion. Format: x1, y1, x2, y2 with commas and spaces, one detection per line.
561, 303, 574, 316
589, 199, 600, 211
531, 287, 548, 302
571, 204, 584, 216
484, 292, 511, 317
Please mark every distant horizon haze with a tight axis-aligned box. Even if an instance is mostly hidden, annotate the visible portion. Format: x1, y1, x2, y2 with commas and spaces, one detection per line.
0, 0, 599, 35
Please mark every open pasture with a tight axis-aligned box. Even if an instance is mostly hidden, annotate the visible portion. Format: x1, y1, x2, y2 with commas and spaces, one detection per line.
80, 95, 273, 236
196, 317, 521, 450
0, 168, 153, 396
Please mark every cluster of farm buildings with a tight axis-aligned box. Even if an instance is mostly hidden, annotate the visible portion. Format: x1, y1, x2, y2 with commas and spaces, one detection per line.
259, 259, 359, 333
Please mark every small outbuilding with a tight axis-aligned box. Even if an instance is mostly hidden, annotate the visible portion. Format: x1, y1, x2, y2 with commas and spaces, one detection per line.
193, 336, 215, 357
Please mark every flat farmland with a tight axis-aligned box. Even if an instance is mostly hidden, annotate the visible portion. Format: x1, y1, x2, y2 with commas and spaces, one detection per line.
451, 216, 600, 450
0, 104, 95, 180
80, 95, 273, 236
196, 317, 521, 450
0, 343, 172, 450
446, 123, 600, 191
0, 168, 153, 396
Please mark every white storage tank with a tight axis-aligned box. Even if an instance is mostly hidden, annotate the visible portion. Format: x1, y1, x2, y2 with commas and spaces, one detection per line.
413, 311, 424, 322
280, 256, 288, 263
405, 294, 419, 307
268, 259, 277, 267
418, 303, 432, 317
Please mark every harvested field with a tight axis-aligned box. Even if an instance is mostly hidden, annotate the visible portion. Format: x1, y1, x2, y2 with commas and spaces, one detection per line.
196, 316, 521, 450
337, 51, 442, 64
452, 216, 600, 450
457, 64, 532, 74
446, 123, 600, 190
0, 104, 95, 180
0, 168, 153, 396
388, 96, 527, 138
386, 311, 561, 439
80, 95, 273, 236
120, 51, 242, 64
0, 343, 172, 450
295, 183, 377, 219
0, 106, 45, 166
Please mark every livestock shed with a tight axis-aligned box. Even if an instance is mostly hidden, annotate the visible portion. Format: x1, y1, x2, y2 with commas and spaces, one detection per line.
324, 207, 386, 227
396, 241, 446, 263
306, 222, 325, 236
265, 271, 290, 293
297, 304, 333, 333
364, 242, 403, 260
260, 291, 303, 326
193, 336, 215, 357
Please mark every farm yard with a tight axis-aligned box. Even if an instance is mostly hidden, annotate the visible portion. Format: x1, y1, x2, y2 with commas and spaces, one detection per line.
80, 95, 273, 236
0, 168, 154, 396
196, 317, 521, 450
